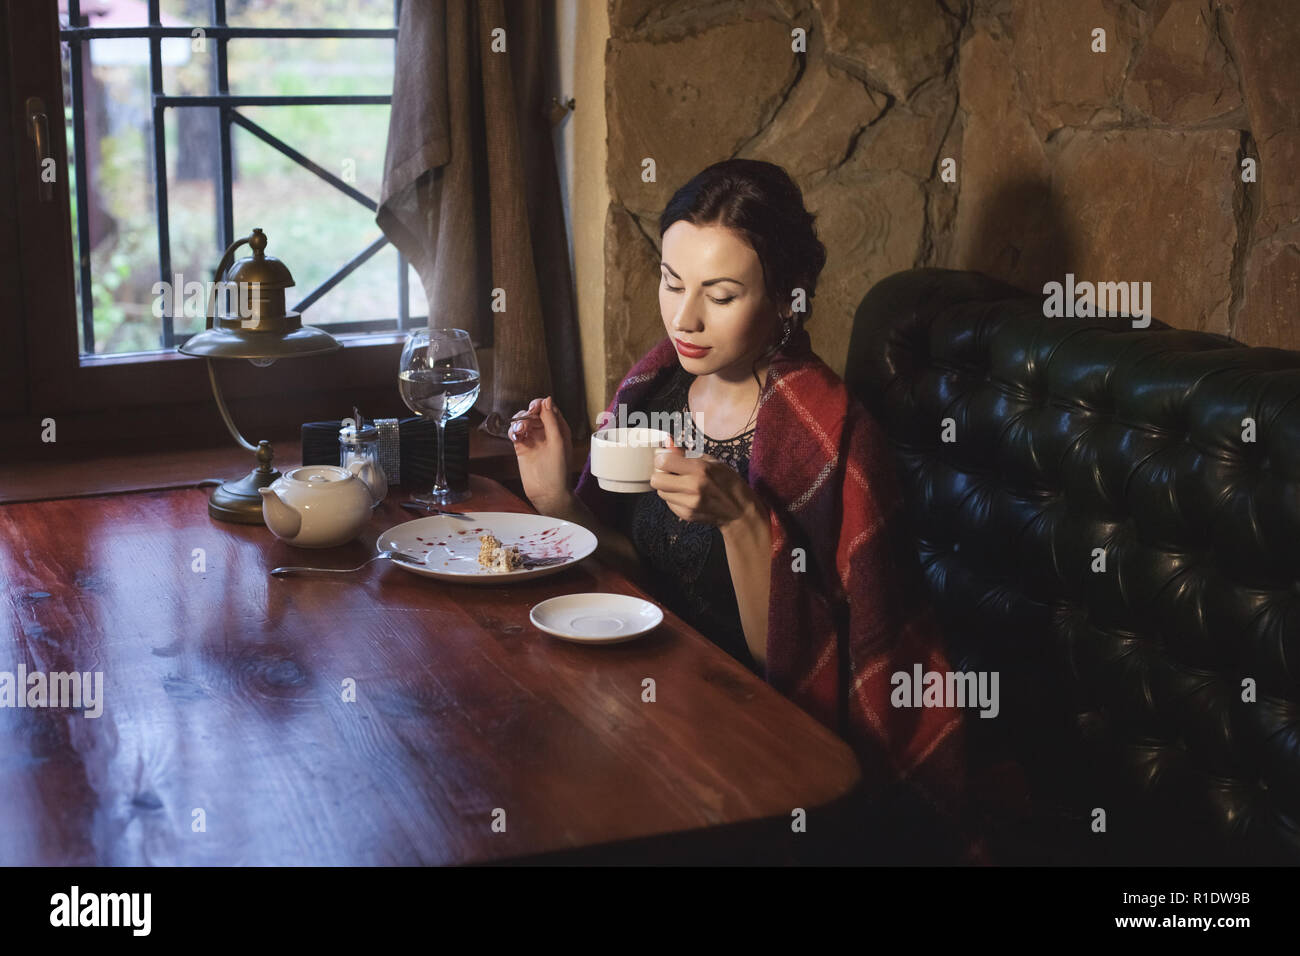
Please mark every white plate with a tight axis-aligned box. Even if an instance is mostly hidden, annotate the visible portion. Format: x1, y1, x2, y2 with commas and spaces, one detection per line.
377, 512, 597, 584
529, 592, 663, 644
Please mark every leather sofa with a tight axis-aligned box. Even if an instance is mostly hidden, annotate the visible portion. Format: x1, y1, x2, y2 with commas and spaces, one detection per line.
845, 268, 1300, 865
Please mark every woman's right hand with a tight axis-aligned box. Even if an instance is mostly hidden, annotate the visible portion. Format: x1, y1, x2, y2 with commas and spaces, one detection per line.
509, 395, 573, 512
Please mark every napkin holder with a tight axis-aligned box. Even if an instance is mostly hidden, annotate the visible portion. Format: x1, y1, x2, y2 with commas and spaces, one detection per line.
300, 414, 469, 492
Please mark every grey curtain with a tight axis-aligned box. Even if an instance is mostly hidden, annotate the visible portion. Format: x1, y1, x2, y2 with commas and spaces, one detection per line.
377, 0, 585, 438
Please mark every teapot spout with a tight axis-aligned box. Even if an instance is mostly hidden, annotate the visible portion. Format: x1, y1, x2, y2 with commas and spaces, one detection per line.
259, 485, 302, 539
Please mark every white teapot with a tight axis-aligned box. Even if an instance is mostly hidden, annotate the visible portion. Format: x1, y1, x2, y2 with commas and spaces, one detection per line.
259, 462, 384, 548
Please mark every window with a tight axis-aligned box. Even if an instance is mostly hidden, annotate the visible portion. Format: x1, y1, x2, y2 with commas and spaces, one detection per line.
4, 1, 426, 457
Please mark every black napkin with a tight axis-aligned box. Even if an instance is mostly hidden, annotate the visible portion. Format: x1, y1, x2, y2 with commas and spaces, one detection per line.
300, 414, 469, 492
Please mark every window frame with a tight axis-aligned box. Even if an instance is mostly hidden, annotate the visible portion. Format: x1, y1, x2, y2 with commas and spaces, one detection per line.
2, 0, 422, 458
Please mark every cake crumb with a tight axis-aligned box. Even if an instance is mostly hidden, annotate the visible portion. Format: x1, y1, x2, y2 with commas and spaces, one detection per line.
477, 533, 524, 572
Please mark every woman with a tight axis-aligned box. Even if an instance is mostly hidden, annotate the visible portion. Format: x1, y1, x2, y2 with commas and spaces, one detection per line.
510, 159, 997, 861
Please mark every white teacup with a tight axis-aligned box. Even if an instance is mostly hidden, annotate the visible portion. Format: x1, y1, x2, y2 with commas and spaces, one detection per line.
590, 427, 672, 493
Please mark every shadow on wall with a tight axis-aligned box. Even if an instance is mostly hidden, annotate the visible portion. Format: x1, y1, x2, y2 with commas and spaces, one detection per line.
963, 178, 1076, 297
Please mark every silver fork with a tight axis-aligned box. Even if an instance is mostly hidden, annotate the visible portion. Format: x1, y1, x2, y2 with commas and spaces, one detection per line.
269, 549, 427, 576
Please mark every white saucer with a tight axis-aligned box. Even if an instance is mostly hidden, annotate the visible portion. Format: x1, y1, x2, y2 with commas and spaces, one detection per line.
529, 593, 663, 644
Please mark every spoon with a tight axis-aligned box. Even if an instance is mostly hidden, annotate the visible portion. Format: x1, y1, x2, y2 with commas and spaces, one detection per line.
270, 549, 427, 576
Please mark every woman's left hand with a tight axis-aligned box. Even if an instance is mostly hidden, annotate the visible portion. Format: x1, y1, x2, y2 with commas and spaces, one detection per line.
650, 436, 767, 530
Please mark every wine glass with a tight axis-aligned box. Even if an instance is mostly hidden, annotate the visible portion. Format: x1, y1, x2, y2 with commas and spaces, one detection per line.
399, 328, 480, 506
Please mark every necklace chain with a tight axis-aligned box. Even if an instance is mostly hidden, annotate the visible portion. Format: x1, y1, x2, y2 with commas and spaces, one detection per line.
686, 377, 760, 443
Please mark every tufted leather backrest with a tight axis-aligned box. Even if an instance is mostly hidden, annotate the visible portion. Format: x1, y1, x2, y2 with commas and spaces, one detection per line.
845, 268, 1300, 864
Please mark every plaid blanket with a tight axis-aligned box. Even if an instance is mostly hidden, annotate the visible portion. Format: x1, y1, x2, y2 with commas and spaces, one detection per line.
575, 327, 1017, 863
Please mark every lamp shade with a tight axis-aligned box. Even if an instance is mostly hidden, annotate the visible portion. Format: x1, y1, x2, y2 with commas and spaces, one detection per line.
178, 228, 342, 361
178, 321, 342, 360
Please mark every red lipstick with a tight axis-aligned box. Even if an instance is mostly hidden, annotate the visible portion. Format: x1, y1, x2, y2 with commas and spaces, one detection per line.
673, 337, 711, 358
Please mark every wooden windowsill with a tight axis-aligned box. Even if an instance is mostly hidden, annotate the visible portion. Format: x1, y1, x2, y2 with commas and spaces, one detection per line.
0, 427, 591, 505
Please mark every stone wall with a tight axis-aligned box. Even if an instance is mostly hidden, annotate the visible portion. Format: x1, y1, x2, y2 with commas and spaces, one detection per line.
602, 0, 1299, 396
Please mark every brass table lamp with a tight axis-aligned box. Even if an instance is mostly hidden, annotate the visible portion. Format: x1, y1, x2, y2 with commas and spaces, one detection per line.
178, 228, 342, 523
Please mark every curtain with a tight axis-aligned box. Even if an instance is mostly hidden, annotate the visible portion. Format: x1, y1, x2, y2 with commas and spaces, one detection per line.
377, 0, 585, 438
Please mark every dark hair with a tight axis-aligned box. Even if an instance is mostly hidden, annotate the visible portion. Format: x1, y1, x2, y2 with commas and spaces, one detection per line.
658, 159, 827, 379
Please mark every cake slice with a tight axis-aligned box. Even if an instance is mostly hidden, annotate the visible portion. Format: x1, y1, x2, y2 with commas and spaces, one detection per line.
477, 532, 525, 572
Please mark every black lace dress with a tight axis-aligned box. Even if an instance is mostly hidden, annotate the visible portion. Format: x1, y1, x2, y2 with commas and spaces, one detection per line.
611, 366, 760, 674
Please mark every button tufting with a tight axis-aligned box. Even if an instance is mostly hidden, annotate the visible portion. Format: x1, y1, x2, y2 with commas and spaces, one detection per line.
855, 268, 1300, 864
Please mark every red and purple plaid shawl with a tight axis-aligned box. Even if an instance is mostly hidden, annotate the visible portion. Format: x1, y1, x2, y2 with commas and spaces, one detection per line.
574, 326, 1015, 862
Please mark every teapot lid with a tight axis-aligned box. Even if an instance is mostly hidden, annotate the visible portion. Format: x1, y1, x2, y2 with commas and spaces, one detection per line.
286, 465, 354, 485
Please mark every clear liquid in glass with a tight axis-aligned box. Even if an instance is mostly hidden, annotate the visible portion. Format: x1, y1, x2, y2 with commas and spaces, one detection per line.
399, 367, 481, 421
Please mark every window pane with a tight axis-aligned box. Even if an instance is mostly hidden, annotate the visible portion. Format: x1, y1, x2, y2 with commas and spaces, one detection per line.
408, 262, 428, 326
229, 37, 395, 97
60, 0, 151, 28
301, 243, 404, 332
160, 2, 209, 27
162, 22, 221, 100
63, 37, 164, 355
166, 107, 221, 343
232, 118, 396, 326
64, 2, 196, 71
163, 0, 397, 30
58, 2, 402, 356
225, 0, 396, 30
241, 104, 387, 200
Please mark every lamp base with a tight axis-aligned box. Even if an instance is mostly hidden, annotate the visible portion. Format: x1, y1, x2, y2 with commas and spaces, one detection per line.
208, 440, 279, 524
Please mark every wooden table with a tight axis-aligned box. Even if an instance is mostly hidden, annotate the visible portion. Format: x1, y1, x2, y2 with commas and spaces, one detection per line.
0, 474, 861, 865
